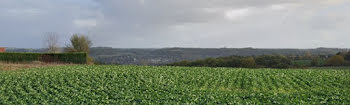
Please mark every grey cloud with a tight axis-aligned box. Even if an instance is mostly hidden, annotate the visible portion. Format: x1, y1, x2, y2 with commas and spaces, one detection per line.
1, 0, 350, 48
89, 0, 350, 48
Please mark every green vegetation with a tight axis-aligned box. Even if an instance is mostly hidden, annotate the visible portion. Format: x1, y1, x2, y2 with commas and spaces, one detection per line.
169, 56, 257, 68
0, 65, 349, 104
255, 55, 291, 68
65, 34, 93, 64
0, 53, 87, 64
293, 60, 312, 67
7, 47, 348, 65
326, 55, 345, 66
65, 34, 92, 53
169, 50, 350, 68
169, 55, 293, 68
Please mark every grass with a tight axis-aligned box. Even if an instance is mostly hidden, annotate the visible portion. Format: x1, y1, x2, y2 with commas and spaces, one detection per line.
0, 62, 72, 71
310, 66, 350, 70
0, 65, 349, 104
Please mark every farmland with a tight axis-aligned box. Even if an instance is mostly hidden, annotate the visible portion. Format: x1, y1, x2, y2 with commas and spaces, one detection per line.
0, 65, 349, 104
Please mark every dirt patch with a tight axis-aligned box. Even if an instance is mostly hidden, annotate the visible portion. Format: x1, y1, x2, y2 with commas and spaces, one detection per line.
0, 61, 73, 71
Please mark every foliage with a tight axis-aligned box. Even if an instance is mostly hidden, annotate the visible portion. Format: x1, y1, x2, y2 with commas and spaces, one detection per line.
292, 60, 311, 68
6, 47, 347, 65
169, 56, 257, 68
170, 55, 296, 68
239, 57, 256, 68
87, 56, 94, 65
311, 57, 320, 66
0, 52, 87, 64
303, 51, 312, 59
0, 65, 349, 104
345, 51, 350, 61
65, 34, 92, 53
336, 52, 347, 57
88, 47, 345, 65
326, 55, 345, 66
254, 55, 292, 68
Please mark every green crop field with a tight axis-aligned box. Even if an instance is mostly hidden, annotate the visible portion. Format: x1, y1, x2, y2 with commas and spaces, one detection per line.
0, 65, 349, 104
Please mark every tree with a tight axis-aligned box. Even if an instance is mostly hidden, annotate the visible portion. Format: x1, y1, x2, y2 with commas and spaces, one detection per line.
336, 51, 347, 57
311, 57, 320, 66
65, 34, 94, 64
240, 57, 256, 68
65, 34, 92, 53
43, 32, 60, 53
326, 55, 345, 66
255, 55, 292, 68
344, 51, 350, 61
303, 51, 312, 60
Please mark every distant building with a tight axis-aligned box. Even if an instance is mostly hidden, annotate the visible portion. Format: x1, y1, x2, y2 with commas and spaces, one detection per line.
0, 47, 5, 52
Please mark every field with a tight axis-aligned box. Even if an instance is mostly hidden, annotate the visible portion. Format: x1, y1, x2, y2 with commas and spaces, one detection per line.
0, 65, 349, 104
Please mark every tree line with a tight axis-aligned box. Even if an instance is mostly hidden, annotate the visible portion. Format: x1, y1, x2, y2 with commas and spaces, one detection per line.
168, 55, 292, 68
168, 51, 350, 68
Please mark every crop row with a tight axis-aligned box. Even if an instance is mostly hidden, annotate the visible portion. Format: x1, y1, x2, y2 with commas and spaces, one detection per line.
0, 65, 349, 104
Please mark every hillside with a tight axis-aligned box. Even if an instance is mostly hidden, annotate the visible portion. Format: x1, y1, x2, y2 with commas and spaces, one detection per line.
0, 65, 349, 104
6, 47, 349, 65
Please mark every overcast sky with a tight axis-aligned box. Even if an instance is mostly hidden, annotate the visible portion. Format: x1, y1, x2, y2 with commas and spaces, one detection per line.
0, 0, 350, 48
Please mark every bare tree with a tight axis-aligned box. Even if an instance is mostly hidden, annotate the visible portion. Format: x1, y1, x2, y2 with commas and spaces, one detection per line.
43, 32, 60, 53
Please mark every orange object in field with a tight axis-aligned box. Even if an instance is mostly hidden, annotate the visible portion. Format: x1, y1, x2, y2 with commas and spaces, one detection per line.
0, 48, 5, 52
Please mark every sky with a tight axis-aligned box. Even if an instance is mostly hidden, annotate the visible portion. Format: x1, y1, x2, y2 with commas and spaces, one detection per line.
0, 0, 350, 48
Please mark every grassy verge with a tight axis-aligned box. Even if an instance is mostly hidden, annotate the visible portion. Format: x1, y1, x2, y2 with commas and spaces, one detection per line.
309, 66, 350, 70
0, 62, 72, 71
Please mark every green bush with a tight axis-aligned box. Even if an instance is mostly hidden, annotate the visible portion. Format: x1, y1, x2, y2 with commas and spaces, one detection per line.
0, 52, 87, 64
293, 60, 311, 67
240, 57, 256, 68
169, 56, 258, 68
326, 55, 345, 66
255, 55, 292, 69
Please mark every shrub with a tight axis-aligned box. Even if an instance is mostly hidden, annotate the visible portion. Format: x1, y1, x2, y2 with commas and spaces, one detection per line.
240, 57, 256, 68
311, 57, 320, 66
255, 55, 292, 69
326, 55, 345, 66
0, 52, 87, 64
87, 56, 94, 65
344, 51, 350, 61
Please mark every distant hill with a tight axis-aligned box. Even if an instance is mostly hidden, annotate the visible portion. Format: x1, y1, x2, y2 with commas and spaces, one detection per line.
6, 47, 349, 65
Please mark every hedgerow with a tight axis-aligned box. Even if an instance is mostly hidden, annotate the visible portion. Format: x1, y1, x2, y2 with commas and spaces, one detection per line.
0, 52, 87, 64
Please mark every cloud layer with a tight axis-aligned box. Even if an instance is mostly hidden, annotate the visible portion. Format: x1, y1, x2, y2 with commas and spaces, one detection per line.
1, 0, 350, 48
